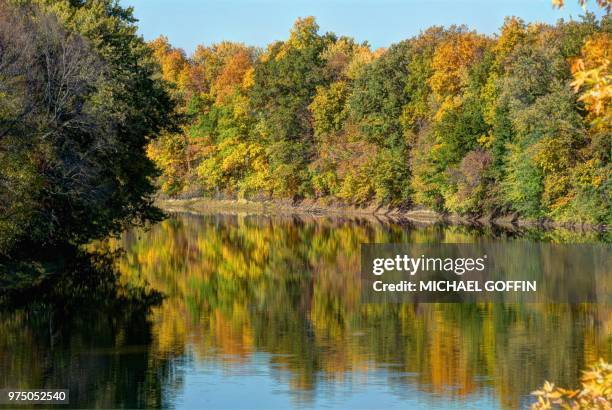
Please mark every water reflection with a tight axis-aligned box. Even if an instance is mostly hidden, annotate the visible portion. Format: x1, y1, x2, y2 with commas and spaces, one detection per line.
0, 213, 610, 409
116, 213, 610, 409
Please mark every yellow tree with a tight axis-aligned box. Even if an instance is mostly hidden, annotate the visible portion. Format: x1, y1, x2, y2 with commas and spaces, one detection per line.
149, 36, 190, 91
571, 33, 611, 128
429, 31, 490, 114
553, 0, 611, 126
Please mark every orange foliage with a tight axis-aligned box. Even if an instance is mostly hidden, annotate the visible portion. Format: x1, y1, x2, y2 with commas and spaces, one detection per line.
429, 32, 489, 99
552, 0, 611, 12
571, 33, 611, 125
149, 36, 190, 88
213, 48, 254, 103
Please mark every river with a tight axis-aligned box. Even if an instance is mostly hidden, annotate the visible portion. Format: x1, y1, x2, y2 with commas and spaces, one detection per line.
0, 211, 610, 409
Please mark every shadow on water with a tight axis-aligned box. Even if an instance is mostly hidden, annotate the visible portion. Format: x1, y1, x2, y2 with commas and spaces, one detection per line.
0, 246, 173, 409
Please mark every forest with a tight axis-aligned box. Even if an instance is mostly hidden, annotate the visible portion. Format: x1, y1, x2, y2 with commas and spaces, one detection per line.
148, 13, 610, 226
0, 0, 610, 257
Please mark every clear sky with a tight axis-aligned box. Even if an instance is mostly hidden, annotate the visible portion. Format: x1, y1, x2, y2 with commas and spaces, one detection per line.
119, 0, 604, 54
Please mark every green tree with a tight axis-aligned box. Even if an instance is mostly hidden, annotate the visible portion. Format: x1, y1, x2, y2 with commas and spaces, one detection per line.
250, 17, 332, 197
0, 1, 176, 254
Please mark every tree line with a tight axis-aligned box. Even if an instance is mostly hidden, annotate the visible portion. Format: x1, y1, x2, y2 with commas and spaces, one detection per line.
0, 1, 609, 256
149, 14, 610, 225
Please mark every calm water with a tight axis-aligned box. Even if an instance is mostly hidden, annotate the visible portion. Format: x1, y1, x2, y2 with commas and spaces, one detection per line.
0, 212, 610, 409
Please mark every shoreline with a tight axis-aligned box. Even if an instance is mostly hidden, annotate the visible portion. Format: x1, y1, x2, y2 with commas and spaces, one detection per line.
156, 197, 607, 232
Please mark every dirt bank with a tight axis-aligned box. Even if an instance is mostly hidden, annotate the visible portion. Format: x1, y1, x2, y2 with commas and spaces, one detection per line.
156, 197, 606, 231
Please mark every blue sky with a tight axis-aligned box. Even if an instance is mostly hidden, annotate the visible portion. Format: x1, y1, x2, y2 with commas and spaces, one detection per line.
119, 0, 603, 54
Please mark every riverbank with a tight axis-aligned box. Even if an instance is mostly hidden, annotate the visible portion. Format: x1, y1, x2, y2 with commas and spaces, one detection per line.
156, 197, 607, 231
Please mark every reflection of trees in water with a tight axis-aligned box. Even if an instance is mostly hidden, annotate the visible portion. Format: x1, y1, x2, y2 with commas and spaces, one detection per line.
0, 247, 176, 409
1, 215, 605, 408
115, 212, 611, 409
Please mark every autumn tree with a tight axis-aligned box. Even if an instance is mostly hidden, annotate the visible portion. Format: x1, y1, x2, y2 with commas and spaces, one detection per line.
145, 13, 609, 225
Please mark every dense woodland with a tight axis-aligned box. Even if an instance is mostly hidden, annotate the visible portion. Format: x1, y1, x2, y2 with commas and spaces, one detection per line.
148, 13, 610, 225
0, 0, 610, 256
